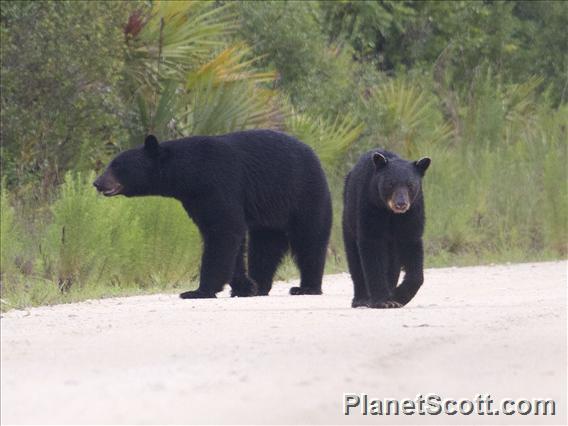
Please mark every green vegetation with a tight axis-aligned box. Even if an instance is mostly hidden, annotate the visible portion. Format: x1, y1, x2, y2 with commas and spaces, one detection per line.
1, 1, 566, 310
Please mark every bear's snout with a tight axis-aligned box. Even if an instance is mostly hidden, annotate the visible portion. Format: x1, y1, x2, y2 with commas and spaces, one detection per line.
388, 188, 410, 214
93, 176, 104, 191
93, 171, 123, 197
394, 200, 409, 211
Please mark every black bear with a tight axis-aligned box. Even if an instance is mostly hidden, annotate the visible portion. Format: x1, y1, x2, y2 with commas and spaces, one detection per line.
94, 130, 332, 298
342, 150, 431, 308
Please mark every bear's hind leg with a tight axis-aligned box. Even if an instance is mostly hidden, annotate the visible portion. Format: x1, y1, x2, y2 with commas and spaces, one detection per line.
289, 219, 329, 296
248, 229, 289, 296
230, 238, 258, 297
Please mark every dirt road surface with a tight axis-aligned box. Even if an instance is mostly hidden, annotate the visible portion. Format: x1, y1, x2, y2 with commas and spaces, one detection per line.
1, 261, 566, 425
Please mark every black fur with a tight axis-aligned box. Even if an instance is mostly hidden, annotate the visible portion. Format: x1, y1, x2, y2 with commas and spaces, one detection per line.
342, 150, 431, 309
94, 130, 332, 298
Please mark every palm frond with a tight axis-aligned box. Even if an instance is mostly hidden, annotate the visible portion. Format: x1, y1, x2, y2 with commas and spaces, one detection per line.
123, 2, 279, 139
369, 79, 452, 156
125, 1, 237, 85
135, 80, 179, 137
179, 76, 278, 135
186, 44, 276, 90
502, 76, 543, 124
286, 110, 364, 169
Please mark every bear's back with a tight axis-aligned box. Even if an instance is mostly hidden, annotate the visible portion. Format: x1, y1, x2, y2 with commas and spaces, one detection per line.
166, 130, 330, 229
224, 130, 330, 228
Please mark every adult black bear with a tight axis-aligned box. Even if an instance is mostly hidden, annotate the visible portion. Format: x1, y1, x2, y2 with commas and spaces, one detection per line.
94, 130, 332, 298
342, 150, 431, 308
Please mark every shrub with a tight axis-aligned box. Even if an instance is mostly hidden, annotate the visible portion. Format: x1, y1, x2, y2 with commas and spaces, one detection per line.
44, 172, 202, 291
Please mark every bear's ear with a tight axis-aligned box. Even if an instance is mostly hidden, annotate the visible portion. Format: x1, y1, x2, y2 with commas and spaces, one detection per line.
372, 152, 388, 170
144, 134, 160, 158
414, 157, 431, 176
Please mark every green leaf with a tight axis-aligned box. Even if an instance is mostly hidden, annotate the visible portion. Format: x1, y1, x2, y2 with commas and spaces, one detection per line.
285, 108, 364, 169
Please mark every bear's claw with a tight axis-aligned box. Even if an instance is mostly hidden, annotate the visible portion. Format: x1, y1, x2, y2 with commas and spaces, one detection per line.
368, 299, 403, 309
393, 287, 411, 306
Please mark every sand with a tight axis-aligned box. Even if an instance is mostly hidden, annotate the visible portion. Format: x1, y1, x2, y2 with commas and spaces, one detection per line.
1, 261, 566, 425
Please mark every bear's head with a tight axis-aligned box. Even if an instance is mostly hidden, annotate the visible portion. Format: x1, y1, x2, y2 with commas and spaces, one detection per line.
372, 152, 431, 214
93, 135, 166, 197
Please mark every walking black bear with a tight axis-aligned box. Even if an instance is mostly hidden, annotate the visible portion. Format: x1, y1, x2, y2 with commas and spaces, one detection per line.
94, 130, 332, 298
342, 150, 431, 308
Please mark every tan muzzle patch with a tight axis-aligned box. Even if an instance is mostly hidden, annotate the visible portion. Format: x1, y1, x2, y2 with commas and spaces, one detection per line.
388, 197, 410, 214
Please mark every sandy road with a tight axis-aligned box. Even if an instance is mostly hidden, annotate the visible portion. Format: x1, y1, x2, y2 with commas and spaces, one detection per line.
1, 261, 566, 425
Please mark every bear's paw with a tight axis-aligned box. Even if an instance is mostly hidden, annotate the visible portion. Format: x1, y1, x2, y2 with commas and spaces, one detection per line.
368, 299, 403, 309
289, 286, 322, 296
179, 290, 217, 299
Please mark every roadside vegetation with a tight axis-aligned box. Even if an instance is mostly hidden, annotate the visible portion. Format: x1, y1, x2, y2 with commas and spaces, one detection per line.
1, 1, 566, 310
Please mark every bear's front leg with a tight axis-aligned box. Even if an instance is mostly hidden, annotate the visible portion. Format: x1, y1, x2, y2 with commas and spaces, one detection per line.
358, 238, 402, 309
179, 230, 243, 300
394, 239, 424, 306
